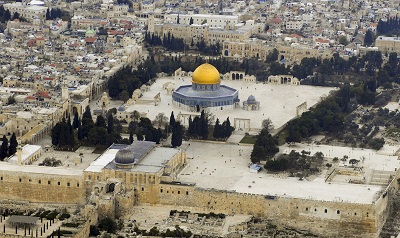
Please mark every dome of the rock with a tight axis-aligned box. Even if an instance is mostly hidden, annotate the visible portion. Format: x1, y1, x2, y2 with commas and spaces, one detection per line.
192, 63, 221, 85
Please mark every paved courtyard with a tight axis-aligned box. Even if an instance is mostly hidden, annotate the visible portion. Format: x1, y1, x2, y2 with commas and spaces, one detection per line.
124, 76, 335, 130
177, 141, 397, 204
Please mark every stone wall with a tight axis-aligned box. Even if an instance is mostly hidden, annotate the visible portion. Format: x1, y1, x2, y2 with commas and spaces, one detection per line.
151, 185, 381, 237
0, 171, 86, 205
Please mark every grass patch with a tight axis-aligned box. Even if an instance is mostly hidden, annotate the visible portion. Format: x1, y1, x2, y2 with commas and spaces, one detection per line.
240, 135, 256, 144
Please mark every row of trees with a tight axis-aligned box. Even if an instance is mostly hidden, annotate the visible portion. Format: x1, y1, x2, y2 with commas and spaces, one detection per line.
0, 133, 18, 161
45, 8, 72, 21
144, 32, 185, 51
51, 107, 123, 149
377, 17, 400, 36
213, 118, 233, 140
107, 59, 157, 101
0, 6, 26, 23
51, 117, 75, 148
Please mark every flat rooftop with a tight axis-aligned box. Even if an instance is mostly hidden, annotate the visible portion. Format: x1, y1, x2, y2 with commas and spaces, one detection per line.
87, 142, 180, 173
125, 76, 334, 129
177, 141, 391, 204
0, 162, 83, 176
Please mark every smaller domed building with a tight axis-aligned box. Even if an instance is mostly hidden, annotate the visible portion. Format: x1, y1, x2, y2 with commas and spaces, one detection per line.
172, 63, 239, 112
243, 95, 260, 111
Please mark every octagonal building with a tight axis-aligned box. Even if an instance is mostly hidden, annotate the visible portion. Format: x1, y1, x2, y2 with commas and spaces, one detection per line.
172, 63, 239, 112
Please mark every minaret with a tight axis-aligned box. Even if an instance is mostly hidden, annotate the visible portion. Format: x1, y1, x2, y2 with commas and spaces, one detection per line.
17, 142, 22, 166
61, 80, 69, 101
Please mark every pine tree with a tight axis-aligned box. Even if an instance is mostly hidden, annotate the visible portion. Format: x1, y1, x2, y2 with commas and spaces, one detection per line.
8, 133, 18, 156
0, 135, 8, 160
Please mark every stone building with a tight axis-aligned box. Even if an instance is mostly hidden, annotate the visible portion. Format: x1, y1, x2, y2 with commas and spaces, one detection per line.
242, 95, 260, 111
375, 36, 400, 54
268, 75, 300, 85
0, 139, 396, 237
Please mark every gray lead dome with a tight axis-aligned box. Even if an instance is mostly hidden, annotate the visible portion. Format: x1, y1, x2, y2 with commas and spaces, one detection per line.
114, 147, 135, 164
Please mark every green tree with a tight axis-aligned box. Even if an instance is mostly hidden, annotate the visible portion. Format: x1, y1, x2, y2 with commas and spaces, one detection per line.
171, 122, 183, 147
8, 133, 18, 156
119, 90, 130, 102
98, 217, 117, 233
213, 118, 221, 139
251, 129, 279, 163
107, 114, 114, 134
0, 135, 8, 160
169, 111, 176, 129
82, 106, 94, 138
266, 48, 279, 63
95, 115, 107, 128
72, 111, 80, 129
3, 9, 11, 21
129, 131, 134, 144
338, 36, 349, 45
78, 124, 84, 141
364, 29, 374, 46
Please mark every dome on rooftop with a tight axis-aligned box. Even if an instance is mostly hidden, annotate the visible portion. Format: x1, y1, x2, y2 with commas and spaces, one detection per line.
192, 63, 221, 85
115, 147, 135, 165
247, 95, 256, 102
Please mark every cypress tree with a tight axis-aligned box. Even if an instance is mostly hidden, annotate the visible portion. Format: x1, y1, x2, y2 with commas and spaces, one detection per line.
8, 133, 18, 156
78, 124, 84, 141
169, 111, 175, 129
213, 118, 221, 139
129, 131, 134, 144
225, 117, 232, 138
0, 135, 8, 160
72, 111, 80, 129
107, 114, 114, 134
171, 122, 183, 147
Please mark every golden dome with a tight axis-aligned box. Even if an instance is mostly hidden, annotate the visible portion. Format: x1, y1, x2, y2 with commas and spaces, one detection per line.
192, 63, 221, 85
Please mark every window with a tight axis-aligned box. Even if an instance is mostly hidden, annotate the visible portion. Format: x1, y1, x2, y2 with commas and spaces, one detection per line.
38, 180, 41, 184
77, 183, 80, 187
186, 191, 189, 195
178, 191, 180, 194
160, 189, 163, 193
48, 181, 51, 185
314, 208, 317, 212
141, 187, 144, 191
19, 178, 21, 182
324, 209, 327, 213
57, 182, 60, 186
306, 208, 308, 211
1, 177, 3, 181
67, 182, 70, 187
